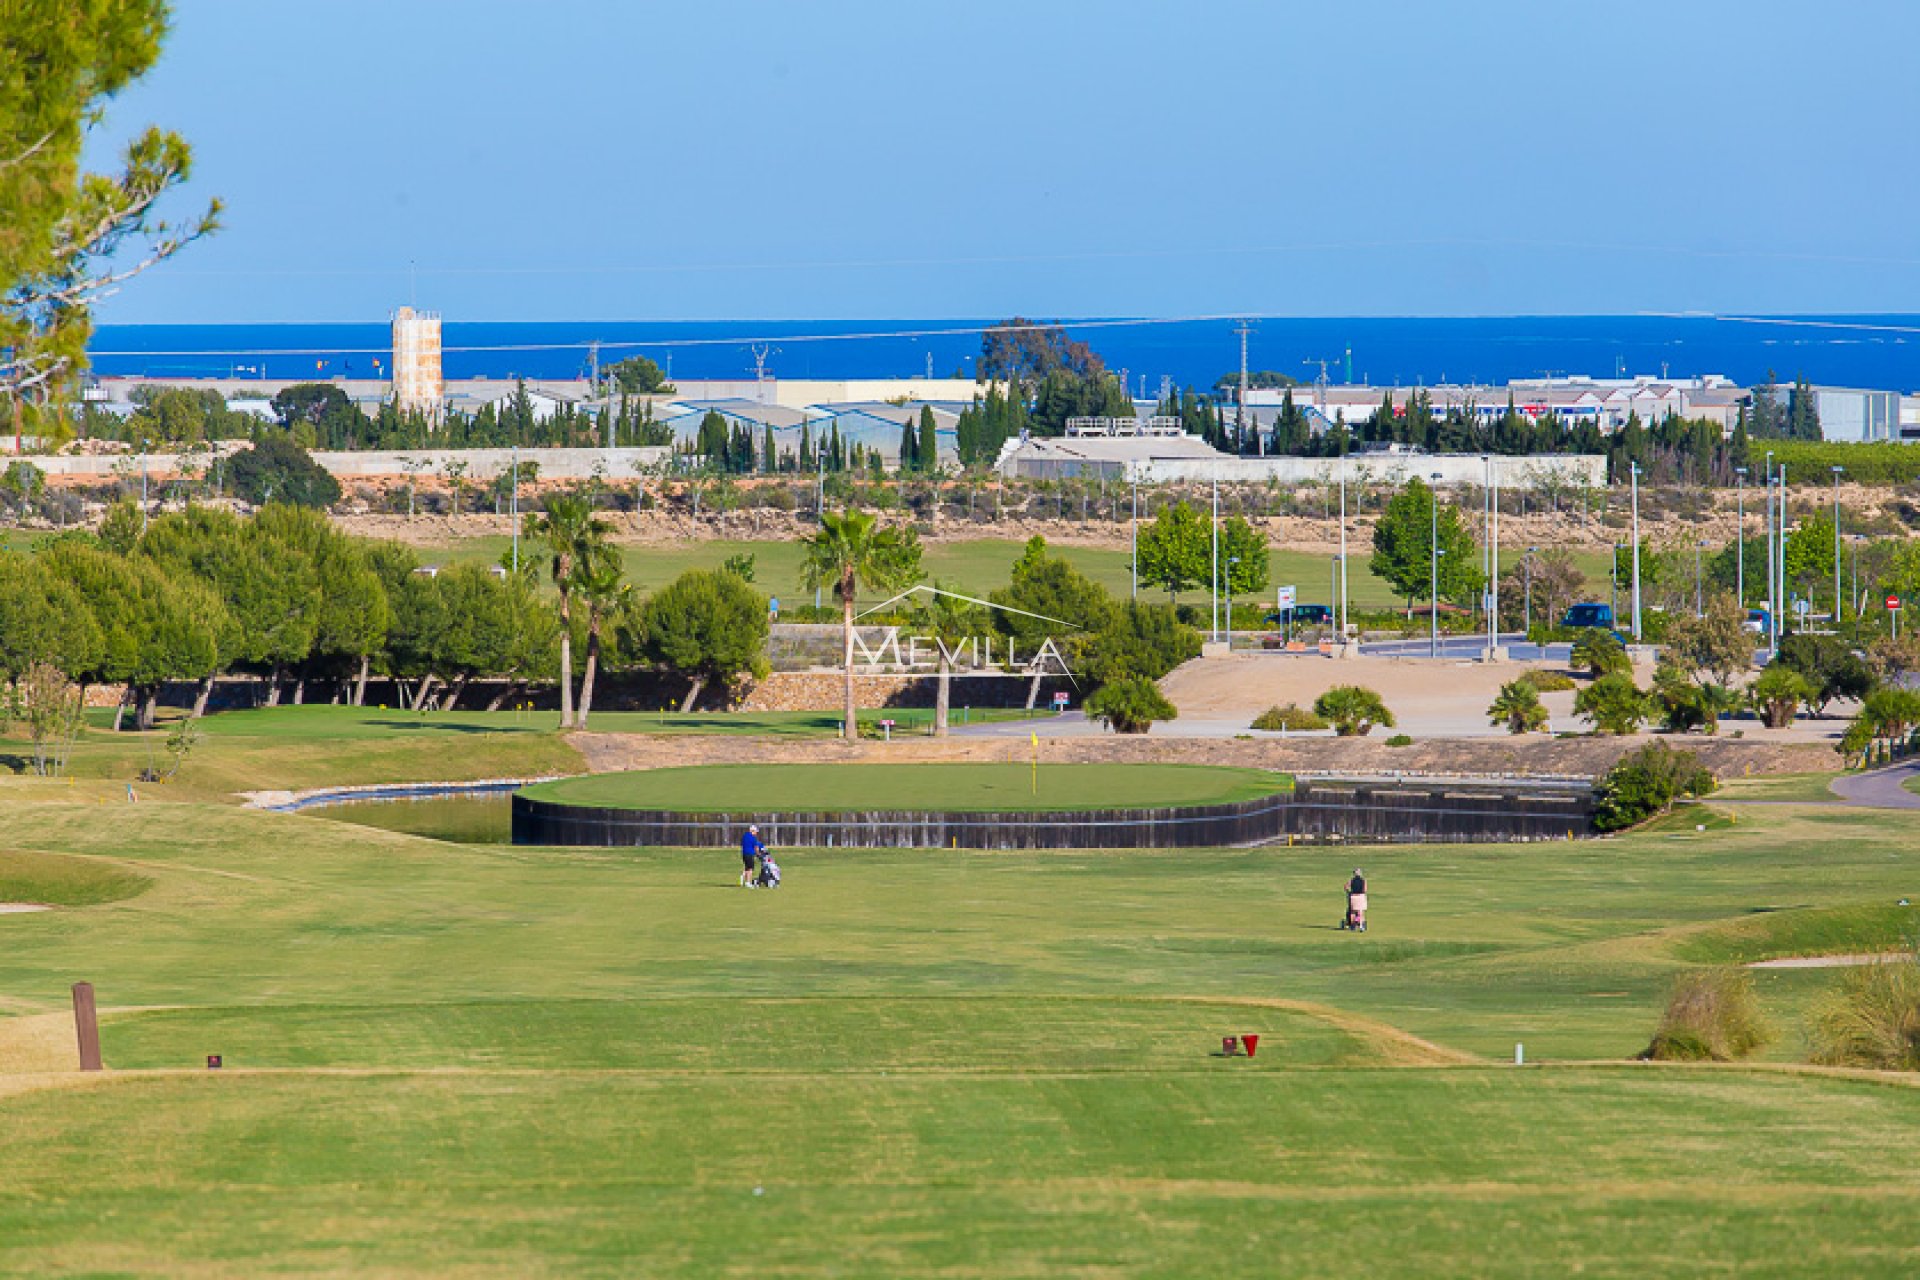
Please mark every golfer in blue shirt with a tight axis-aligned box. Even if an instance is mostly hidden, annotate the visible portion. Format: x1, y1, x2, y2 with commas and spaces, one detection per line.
740, 825, 766, 887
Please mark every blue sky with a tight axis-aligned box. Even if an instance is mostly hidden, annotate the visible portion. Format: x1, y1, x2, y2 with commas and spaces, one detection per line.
92, 0, 1920, 324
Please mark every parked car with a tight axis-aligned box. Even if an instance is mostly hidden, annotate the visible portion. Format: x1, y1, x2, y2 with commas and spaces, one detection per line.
1560, 602, 1627, 643
1263, 604, 1334, 628
1744, 608, 1771, 634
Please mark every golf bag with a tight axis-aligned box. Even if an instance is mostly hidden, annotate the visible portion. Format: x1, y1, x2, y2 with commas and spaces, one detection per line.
755, 854, 782, 888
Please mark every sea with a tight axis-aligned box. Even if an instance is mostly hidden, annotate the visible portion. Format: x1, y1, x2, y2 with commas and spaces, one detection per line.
86, 314, 1920, 395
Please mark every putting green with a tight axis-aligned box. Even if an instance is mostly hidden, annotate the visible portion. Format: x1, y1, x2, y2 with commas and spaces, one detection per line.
518, 762, 1294, 813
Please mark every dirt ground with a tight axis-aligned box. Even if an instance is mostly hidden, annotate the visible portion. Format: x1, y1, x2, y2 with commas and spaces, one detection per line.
568, 726, 1838, 783
1158, 653, 1850, 747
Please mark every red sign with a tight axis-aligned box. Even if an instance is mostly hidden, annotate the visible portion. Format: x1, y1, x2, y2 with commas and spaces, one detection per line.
1889, 595, 1903, 612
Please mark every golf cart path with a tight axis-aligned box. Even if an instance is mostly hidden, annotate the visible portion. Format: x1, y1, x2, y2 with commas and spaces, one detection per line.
1827, 759, 1920, 809
1747, 953, 1901, 969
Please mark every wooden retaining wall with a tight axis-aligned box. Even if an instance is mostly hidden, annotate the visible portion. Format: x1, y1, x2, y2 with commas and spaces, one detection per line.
511, 777, 1595, 849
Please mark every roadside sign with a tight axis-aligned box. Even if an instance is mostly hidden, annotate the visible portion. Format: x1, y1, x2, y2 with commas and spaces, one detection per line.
1275, 585, 1297, 609
1794, 599, 1811, 616
1889, 595, 1902, 612
1052, 691, 1070, 710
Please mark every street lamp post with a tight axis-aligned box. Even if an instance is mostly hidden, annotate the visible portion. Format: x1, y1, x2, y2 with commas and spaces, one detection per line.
1734, 466, 1747, 607
1429, 471, 1443, 659
1764, 452, 1777, 655
1337, 457, 1349, 643
1831, 465, 1845, 623
509, 443, 520, 574
1524, 546, 1537, 632
1695, 540, 1707, 617
1610, 543, 1620, 625
1629, 462, 1643, 642
1210, 477, 1220, 642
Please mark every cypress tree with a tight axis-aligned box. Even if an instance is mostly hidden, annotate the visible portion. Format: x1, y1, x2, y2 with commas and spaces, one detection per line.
899, 419, 918, 472
918, 406, 938, 473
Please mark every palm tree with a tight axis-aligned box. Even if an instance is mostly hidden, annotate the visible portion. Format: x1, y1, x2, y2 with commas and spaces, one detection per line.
524, 494, 612, 728
914, 584, 987, 737
801, 508, 922, 741
1487, 679, 1549, 734
1571, 629, 1631, 678
571, 543, 628, 730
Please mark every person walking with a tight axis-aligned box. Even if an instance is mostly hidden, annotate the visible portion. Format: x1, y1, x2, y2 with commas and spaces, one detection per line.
740, 825, 766, 888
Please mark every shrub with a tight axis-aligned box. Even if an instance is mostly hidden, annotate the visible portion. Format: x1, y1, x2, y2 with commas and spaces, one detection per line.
1575, 673, 1649, 735
1085, 675, 1177, 734
1809, 953, 1920, 1071
1594, 741, 1716, 831
1571, 629, 1631, 678
1250, 703, 1327, 732
1651, 663, 1731, 735
1488, 679, 1549, 734
1312, 685, 1395, 737
1642, 968, 1772, 1062
1384, 733, 1414, 747
1519, 669, 1575, 693
1749, 664, 1815, 729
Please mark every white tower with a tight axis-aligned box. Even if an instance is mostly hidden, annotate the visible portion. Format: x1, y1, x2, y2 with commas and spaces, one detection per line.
391, 306, 443, 419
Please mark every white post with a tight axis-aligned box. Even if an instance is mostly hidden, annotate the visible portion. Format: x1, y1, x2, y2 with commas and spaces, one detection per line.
1337, 461, 1349, 642
1210, 477, 1220, 642
1629, 463, 1643, 642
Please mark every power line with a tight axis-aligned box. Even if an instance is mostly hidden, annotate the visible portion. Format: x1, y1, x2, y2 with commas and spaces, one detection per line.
88, 314, 1254, 361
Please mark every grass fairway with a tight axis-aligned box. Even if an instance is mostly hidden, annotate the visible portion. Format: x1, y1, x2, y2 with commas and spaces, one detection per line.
521, 762, 1293, 812
3, 790, 1920, 1273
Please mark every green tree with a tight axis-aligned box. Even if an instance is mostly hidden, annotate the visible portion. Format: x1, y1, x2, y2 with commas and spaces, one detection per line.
524, 495, 613, 728
1313, 685, 1395, 737
990, 536, 1114, 710
1663, 594, 1752, 692
1084, 675, 1177, 734
917, 405, 939, 473
40, 540, 223, 730
1488, 679, 1549, 734
1215, 515, 1269, 599
801, 509, 923, 741
1136, 501, 1211, 601
1079, 601, 1201, 688
1368, 477, 1482, 610
226, 433, 342, 509
635, 568, 771, 712
1775, 633, 1874, 715
254, 504, 389, 705
606, 355, 673, 394
0, 554, 102, 683
271, 383, 365, 449
1575, 673, 1649, 735
571, 544, 630, 728
913, 585, 988, 737
1, 0, 220, 424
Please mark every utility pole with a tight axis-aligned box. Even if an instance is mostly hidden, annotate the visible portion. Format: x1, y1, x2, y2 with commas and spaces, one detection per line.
1831, 465, 1845, 622
1130, 480, 1138, 599
510, 443, 520, 575
1629, 463, 1643, 642
1429, 471, 1442, 659
1234, 319, 1255, 455
1734, 466, 1747, 607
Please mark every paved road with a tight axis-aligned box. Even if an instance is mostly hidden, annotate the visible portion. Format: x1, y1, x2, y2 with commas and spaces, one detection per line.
1827, 760, 1920, 809
1356, 633, 1572, 663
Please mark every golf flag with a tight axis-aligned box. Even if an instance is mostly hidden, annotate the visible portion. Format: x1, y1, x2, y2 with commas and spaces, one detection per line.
1030, 732, 1039, 795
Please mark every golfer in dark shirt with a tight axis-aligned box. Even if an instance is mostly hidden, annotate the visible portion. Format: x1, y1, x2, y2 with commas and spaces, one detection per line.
740, 825, 765, 887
